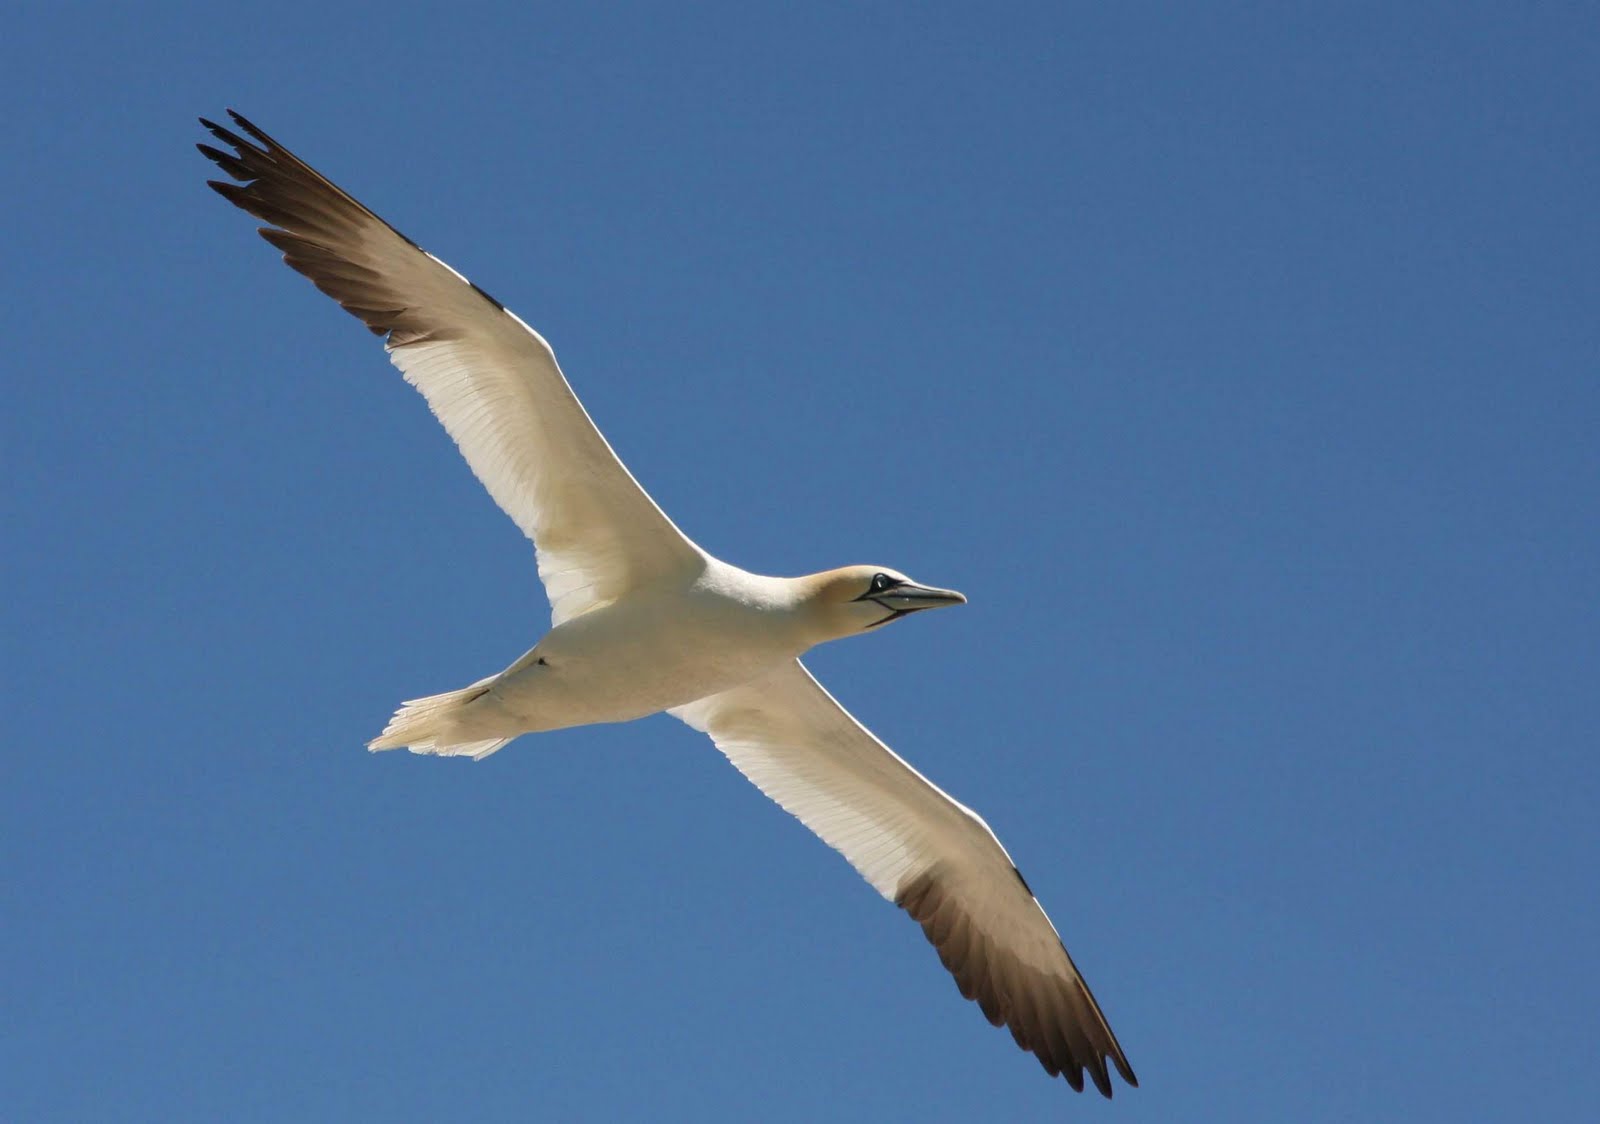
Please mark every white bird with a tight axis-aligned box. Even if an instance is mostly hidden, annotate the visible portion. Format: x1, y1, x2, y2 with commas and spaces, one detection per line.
199, 110, 1137, 1097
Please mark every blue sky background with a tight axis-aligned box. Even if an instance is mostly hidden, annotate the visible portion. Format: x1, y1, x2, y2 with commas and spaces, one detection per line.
6, 3, 1597, 1120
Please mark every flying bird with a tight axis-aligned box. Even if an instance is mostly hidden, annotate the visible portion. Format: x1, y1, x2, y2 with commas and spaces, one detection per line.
198, 110, 1137, 1097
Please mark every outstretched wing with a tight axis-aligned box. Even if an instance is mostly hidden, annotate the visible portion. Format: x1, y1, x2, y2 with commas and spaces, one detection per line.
670, 660, 1136, 1096
199, 111, 704, 623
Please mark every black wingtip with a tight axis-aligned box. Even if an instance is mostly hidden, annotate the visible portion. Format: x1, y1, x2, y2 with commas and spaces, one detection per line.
226, 109, 273, 149
198, 142, 253, 182
1089, 1065, 1113, 1098
200, 117, 244, 149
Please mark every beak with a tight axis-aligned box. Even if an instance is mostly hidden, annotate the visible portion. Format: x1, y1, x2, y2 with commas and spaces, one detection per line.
879, 582, 966, 611
865, 582, 967, 620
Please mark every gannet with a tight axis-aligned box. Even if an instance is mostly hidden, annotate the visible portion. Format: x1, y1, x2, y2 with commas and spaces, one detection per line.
198, 110, 1137, 1097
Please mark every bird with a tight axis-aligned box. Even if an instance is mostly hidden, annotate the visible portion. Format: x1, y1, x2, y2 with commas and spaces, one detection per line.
197, 109, 1137, 1097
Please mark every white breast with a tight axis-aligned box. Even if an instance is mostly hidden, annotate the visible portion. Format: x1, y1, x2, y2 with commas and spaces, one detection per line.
487, 564, 806, 732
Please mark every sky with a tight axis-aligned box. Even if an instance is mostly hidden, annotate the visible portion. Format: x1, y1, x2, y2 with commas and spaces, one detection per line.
5, 2, 1598, 1121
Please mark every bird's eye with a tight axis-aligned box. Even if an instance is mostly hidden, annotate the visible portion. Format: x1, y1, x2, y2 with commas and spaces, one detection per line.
871, 573, 901, 593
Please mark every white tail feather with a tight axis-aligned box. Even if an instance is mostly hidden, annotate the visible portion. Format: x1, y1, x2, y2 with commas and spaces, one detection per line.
367, 679, 513, 760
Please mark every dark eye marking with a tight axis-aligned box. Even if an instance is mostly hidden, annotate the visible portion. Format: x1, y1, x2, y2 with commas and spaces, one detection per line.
870, 572, 903, 594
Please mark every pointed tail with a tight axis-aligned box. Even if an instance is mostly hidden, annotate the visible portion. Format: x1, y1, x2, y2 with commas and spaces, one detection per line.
367, 679, 513, 761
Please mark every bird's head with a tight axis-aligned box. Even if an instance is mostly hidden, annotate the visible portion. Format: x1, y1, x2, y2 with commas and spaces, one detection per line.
797, 565, 966, 642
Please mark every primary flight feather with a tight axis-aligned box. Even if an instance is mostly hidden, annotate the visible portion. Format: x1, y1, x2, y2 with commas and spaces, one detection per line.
198, 109, 1137, 1096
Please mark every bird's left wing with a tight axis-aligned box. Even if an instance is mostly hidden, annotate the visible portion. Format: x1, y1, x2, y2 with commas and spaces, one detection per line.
198, 111, 704, 624
669, 660, 1137, 1096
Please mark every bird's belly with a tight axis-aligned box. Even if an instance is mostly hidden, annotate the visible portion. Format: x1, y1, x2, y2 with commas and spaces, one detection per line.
485, 597, 798, 733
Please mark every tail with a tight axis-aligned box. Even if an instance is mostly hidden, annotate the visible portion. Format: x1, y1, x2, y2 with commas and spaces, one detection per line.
367, 678, 514, 761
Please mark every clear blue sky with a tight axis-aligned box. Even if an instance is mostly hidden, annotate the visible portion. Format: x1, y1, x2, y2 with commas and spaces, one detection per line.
7, 3, 1597, 1120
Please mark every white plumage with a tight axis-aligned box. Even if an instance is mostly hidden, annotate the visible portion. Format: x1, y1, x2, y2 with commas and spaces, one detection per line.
199, 109, 1136, 1096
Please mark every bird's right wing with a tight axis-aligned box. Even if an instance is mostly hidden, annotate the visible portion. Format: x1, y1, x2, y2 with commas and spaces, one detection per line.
199, 111, 704, 624
669, 660, 1136, 1096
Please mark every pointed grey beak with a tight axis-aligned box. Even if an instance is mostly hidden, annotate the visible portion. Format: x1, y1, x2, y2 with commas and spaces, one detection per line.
874, 582, 967, 614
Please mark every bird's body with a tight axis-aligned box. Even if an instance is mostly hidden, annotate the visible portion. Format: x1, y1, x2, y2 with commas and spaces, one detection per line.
378, 562, 831, 750
199, 110, 1137, 1097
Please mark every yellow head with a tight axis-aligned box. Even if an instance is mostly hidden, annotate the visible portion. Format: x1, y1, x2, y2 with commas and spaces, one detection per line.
796, 565, 966, 643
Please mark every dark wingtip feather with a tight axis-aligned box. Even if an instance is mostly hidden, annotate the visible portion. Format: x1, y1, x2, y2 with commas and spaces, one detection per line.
197, 143, 251, 181
199, 116, 257, 155
893, 866, 1139, 1098
226, 109, 276, 150
1088, 1058, 1113, 1098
